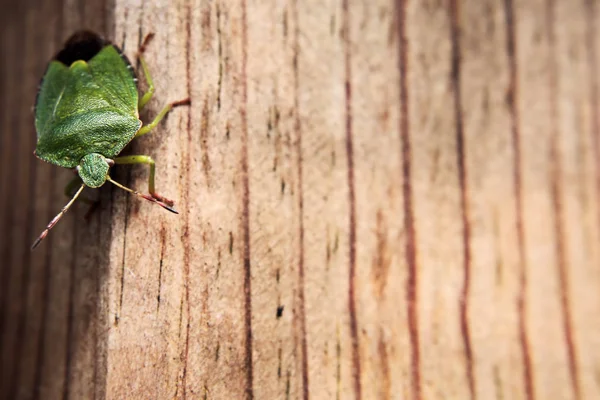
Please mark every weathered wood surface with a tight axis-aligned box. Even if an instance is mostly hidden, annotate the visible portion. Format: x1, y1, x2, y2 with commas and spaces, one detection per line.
1, 0, 600, 399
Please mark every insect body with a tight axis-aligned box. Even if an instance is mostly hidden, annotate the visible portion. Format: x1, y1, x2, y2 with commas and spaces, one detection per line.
32, 31, 188, 249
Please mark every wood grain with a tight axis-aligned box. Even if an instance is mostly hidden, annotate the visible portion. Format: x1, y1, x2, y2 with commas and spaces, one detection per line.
1, 0, 600, 399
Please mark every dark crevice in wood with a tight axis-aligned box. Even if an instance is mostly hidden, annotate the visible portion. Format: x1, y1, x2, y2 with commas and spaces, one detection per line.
449, 1, 475, 398
217, 2, 223, 111
9, 6, 41, 396
377, 327, 391, 400
586, 1, 600, 256
241, 0, 254, 397
503, 0, 535, 398
93, 188, 104, 400
0, 29, 22, 385
11, 70, 40, 400
1, 6, 26, 394
116, 172, 130, 325
180, 0, 193, 398
200, 99, 212, 185
292, 0, 309, 398
157, 226, 167, 314
34, 168, 58, 400
545, 1, 580, 397
342, 0, 361, 398
549, 140, 580, 399
62, 206, 79, 400
396, 0, 421, 399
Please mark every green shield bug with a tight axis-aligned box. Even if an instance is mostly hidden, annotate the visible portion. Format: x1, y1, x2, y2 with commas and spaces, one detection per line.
32, 31, 189, 249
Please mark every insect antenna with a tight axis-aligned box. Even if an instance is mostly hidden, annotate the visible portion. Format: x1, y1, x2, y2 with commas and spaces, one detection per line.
31, 183, 86, 250
106, 176, 178, 214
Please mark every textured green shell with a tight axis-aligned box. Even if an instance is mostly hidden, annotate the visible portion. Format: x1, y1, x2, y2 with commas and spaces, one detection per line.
35, 44, 141, 168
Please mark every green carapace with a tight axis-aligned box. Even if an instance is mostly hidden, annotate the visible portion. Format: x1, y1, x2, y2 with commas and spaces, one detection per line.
32, 30, 189, 249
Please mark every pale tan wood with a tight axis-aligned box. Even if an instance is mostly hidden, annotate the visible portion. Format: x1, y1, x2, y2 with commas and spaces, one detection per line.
2, 1, 600, 399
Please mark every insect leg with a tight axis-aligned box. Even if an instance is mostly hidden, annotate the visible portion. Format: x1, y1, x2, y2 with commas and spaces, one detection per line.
106, 175, 177, 214
134, 98, 191, 138
32, 184, 85, 250
137, 56, 155, 110
137, 33, 156, 110
113, 155, 174, 206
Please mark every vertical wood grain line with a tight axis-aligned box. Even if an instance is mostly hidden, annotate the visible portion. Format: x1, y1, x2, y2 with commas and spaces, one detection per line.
395, 0, 421, 399
342, 0, 361, 398
180, 1, 193, 397
0, 15, 7, 317
292, 0, 309, 397
449, 1, 475, 398
545, 1, 581, 398
503, 1, 535, 398
0, 8, 24, 377
0, 33, 10, 366
241, 0, 254, 398
1, 7, 27, 393
62, 206, 79, 400
550, 141, 580, 400
116, 183, 130, 324
33, 170, 58, 400
586, 0, 600, 240
9, 7, 42, 395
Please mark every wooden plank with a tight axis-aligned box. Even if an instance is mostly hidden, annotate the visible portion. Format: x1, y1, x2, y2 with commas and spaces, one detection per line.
1, 0, 599, 399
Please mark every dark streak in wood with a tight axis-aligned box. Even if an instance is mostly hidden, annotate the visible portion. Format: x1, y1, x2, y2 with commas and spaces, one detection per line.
177, 294, 185, 341
200, 98, 212, 185
0, 18, 9, 345
200, 4, 212, 51
92, 180, 104, 400
180, 2, 194, 398
292, 0, 309, 398
549, 141, 580, 399
373, 211, 391, 399
449, 1, 475, 398
9, 17, 41, 397
373, 210, 391, 299
503, 1, 535, 398
62, 207, 79, 400
335, 326, 341, 400
277, 344, 282, 378
173, 298, 183, 399
396, 1, 421, 399
378, 328, 391, 400
116, 175, 131, 325
0, 127, 12, 373
217, 3, 223, 111
492, 211, 504, 288
0, 13, 23, 379
33, 168, 57, 400
283, 8, 288, 39
586, 1, 600, 258
285, 370, 291, 400
342, 1, 361, 398
241, 0, 254, 398
545, 1, 581, 398
157, 226, 167, 313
